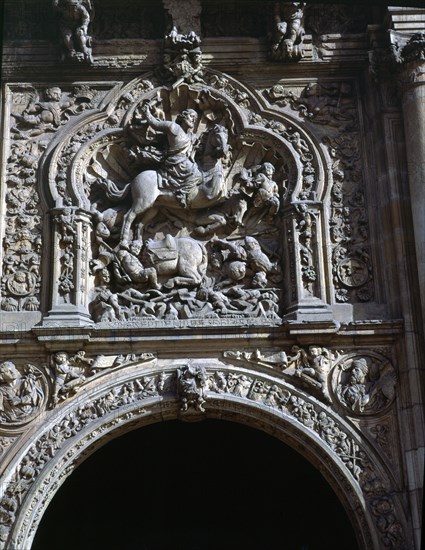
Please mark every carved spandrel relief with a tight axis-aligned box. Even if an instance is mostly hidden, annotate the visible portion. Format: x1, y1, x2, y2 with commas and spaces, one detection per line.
224, 346, 335, 404
333, 356, 396, 415
0, 361, 47, 430
223, 347, 397, 413
1, 85, 109, 313
50, 350, 156, 405
264, 80, 374, 304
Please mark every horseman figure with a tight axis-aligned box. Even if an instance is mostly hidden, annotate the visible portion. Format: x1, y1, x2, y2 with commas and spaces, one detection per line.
142, 105, 202, 208
96, 103, 230, 246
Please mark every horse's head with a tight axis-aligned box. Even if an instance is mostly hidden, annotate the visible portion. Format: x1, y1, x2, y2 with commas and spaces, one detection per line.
204, 124, 229, 159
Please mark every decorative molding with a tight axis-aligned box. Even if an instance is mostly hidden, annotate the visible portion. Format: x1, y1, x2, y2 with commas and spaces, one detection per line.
0, 361, 408, 549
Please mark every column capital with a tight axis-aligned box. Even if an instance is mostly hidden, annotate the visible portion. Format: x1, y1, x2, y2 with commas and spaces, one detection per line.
400, 32, 425, 87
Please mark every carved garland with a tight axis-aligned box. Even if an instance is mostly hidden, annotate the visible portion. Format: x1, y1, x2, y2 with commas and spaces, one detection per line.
0, 358, 406, 549
263, 80, 374, 304
1, 84, 107, 312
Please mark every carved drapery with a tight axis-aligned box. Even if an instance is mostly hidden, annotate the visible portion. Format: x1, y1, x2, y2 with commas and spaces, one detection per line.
23, 67, 344, 327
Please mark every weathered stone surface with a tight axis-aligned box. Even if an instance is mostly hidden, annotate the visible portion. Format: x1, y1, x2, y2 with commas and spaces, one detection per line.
0, 3, 424, 549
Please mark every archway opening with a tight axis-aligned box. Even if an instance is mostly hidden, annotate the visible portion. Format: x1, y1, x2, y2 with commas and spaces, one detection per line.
33, 419, 358, 550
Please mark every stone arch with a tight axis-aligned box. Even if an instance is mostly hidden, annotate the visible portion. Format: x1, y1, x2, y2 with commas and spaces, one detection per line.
0, 360, 409, 549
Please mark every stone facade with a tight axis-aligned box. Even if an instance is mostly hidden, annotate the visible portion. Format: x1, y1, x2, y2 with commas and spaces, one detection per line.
0, 2, 424, 548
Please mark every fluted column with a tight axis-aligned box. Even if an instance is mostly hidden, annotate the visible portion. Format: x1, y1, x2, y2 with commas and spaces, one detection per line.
399, 33, 425, 326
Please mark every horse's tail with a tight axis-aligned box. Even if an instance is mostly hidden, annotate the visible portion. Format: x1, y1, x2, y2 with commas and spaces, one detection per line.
95, 177, 131, 202
198, 242, 209, 278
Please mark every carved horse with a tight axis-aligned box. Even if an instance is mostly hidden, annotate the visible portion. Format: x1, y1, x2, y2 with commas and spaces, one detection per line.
145, 235, 208, 289
97, 124, 229, 244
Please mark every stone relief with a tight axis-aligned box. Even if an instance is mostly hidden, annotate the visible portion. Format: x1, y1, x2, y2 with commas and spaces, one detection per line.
264, 80, 374, 303
223, 347, 397, 413
370, 32, 425, 87
177, 364, 208, 411
0, 361, 405, 549
50, 350, 156, 405
304, 4, 369, 61
83, 83, 287, 326
269, 2, 306, 61
334, 356, 396, 414
0, 362, 47, 428
52, 0, 94, 64
224, 345, 335, 403
155, 28, 205, 88
1, 85, 105, 312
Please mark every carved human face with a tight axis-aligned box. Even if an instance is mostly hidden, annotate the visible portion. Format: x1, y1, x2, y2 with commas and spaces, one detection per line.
46, 87, 62, 102
180, 110, 197, 129
350, 363, 367, 385
228, 261, 246, 281
130, 240, 142, 256
263, 163, 275, 178
55, 352, 68, 365
0, 362, 19, 383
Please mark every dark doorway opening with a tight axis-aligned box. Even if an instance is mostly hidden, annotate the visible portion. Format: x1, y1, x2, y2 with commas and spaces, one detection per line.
33, 419, 359, 550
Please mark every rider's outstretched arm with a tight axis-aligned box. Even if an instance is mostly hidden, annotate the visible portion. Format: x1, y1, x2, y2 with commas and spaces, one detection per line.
145, 107, 178, 135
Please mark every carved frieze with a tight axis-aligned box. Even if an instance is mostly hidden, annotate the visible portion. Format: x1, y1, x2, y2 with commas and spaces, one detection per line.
50, 350, 156, 405
223, 346, 396, 413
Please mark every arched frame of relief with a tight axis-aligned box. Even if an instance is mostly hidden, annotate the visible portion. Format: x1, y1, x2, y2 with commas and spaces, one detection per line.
37, 68, 335, 327
0, 360, 410, 550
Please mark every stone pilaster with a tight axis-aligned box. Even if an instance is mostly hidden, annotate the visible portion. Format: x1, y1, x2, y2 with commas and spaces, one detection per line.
399, 33, 425, 328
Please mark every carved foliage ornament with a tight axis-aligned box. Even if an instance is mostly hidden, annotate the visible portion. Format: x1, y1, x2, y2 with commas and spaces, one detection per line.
0, 363, 405, 549
264, 80, 374, 303
60, 79, 298, 327
223, 347, 396, 414
1, 85, 105, 312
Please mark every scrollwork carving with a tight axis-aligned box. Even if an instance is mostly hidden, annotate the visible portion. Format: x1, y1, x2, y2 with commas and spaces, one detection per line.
1, 85, 105, 312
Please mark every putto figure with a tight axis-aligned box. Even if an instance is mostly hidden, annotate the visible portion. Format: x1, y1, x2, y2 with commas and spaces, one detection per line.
270, 2, 306, 61
53, 0, 93, 64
